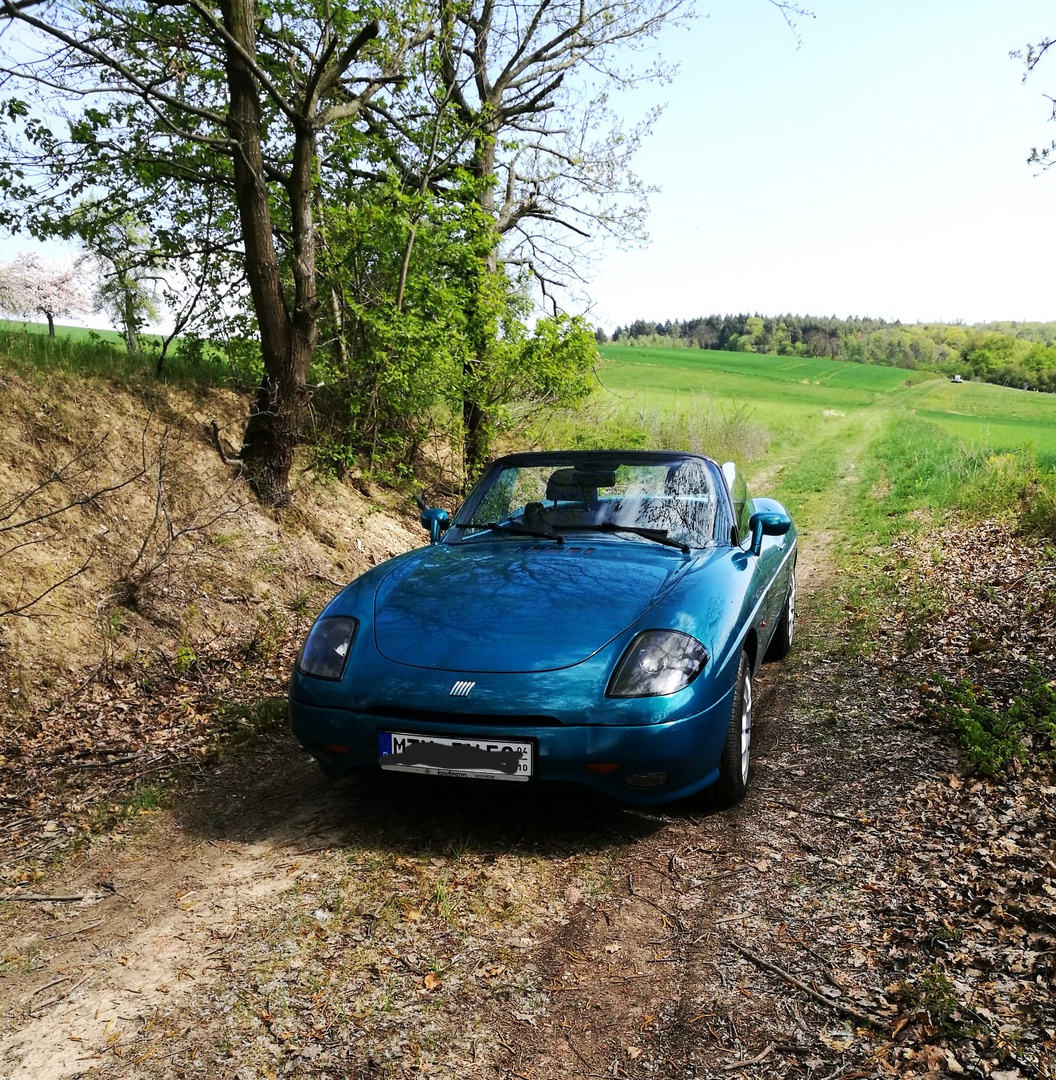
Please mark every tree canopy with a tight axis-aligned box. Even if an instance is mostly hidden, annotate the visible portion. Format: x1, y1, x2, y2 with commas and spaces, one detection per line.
1, 0, 646, 494
1, 0, 428, 499
0, 0, 811, 496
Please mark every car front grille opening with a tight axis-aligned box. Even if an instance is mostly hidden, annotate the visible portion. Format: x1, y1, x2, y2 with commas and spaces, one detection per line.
364, 706, 563, 727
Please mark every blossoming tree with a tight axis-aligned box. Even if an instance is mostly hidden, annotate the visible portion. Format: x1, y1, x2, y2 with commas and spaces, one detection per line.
0, 253, 90, 336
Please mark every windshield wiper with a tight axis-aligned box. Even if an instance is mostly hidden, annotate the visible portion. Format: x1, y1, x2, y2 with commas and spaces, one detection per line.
562, 522, 690, 553
459, 520, 565, 542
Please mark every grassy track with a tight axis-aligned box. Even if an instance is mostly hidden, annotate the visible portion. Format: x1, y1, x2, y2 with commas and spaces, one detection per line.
584, 344, 1056, 544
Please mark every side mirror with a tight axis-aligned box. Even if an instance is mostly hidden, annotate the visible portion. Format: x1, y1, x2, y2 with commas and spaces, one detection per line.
420, 506, 450, 544
748, 510, 791, 556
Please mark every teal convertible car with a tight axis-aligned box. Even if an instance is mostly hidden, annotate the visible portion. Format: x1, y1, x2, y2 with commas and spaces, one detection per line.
289, 450, 797, 806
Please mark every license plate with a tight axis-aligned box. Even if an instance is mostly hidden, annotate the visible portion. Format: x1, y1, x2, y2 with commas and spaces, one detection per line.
377, 731, 533, 782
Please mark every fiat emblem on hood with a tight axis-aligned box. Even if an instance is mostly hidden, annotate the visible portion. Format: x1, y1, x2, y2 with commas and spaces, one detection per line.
449, 680, 476, 697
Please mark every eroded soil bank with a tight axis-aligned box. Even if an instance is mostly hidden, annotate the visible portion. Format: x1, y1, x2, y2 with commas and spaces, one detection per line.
1, 525, 1053, 1080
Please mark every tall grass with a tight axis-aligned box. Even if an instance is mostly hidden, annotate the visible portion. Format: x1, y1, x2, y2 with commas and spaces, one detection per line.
0, 325, 261, 390
524, 393, 771, 467
864, 414, 1056, 539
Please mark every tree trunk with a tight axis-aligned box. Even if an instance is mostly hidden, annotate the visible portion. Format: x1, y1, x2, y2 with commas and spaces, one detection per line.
221, 0, 308, 506
123, 287, 139, 354
460, 129, 500, 484
462, 388, 489, 486
240, 362, 309, 506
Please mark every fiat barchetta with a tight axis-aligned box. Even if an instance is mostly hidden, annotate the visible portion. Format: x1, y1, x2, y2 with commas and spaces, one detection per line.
288, 450, 797, 805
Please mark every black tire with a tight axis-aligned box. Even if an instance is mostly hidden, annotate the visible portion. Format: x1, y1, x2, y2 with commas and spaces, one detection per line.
765, 560, 796, 662
712, 650, 752, 808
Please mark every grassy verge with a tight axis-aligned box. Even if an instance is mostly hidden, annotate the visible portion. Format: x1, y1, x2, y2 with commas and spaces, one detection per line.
797, 411, 1056, 774
0, 323, 261, 390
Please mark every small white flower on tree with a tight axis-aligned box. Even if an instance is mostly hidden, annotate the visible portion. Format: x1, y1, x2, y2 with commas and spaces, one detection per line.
0, 252, 90, 336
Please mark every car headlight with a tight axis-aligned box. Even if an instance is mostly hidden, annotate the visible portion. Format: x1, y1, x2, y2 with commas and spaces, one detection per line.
297, 616, 357, 681
607, 630, 709, 698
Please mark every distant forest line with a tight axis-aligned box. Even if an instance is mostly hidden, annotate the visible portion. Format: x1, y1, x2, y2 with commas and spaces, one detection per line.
604, 315, 1056, 393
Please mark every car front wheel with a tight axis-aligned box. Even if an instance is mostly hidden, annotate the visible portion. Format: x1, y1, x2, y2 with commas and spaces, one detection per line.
712, 650, 752, 807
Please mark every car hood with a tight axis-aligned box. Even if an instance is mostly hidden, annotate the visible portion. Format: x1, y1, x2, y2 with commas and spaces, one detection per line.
372, 541, 697, 673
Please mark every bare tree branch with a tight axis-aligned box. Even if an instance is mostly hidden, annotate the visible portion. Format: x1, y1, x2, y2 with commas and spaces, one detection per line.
1, 556, 93, 618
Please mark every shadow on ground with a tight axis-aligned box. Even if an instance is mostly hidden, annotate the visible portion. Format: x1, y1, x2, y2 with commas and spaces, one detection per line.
168, 733, 677, 862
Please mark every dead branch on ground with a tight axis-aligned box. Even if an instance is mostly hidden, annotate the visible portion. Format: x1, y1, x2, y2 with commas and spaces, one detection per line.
731, 941, 890, 1033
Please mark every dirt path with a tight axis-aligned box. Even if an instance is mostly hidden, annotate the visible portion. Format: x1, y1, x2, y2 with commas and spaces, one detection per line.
3, 658, 840, 1080
480, 530, 930, 1079
0, 546, 829, 1079
1, 530, 1052, 1079
0, 542, 838, 1078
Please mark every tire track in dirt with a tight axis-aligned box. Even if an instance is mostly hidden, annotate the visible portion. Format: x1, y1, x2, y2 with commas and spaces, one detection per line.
483, 522, 843, 1078
0, 763, 345, 1078
1, 754, 670, 1078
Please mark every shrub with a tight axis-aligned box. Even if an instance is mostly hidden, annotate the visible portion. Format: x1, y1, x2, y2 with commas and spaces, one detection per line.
930, 667, 1056, 774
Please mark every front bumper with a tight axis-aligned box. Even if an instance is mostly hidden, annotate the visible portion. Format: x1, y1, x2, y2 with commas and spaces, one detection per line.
288, 688, 734, 805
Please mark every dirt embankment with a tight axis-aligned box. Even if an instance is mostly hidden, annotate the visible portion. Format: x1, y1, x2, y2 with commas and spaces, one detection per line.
0, 369, 420, 699
0, 366, 427, 882
0, 371, 1053, 1080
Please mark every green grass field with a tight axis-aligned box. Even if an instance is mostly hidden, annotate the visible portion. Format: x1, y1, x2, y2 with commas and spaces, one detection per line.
905, 379, 1056, 458
0, 318, 260, 388
598, 343, 1056, 457
603, 345, 913, 392
0, 318, 128, 345
574, 344, 1056, 542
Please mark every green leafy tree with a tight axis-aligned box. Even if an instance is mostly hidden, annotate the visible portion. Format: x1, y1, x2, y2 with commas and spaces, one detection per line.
309, 178, 480, 472
76, 207, 161, 354
457, 277, 597, 461
2, 0, 814, 492
966, 333, 1018, 378
0, 0, 427, 503
401, 0, 686, 476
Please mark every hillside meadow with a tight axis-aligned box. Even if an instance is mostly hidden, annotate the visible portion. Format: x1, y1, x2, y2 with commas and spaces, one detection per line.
593, 342, 1056, 459
549, 343, 1056, 541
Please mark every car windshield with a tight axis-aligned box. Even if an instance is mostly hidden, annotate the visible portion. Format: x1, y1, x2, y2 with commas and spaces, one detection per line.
451, 455, 719, 550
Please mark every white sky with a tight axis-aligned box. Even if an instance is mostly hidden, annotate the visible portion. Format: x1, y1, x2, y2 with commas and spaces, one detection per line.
583, 0, 1056, 330
2, 1, 1054, 332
